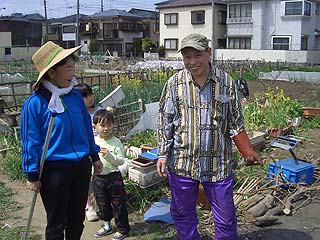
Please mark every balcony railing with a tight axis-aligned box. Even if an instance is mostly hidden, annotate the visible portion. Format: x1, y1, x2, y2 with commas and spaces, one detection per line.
227, 17, 253, 24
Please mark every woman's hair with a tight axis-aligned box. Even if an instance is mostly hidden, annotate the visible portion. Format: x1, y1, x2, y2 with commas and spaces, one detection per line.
73, 83, 93, 97
93, 109, 114, 125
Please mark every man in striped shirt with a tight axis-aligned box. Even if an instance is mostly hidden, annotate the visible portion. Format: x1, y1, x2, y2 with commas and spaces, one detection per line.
157, 33, 262, 240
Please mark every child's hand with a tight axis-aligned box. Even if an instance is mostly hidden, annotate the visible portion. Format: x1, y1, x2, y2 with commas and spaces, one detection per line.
100, 147, 109, 155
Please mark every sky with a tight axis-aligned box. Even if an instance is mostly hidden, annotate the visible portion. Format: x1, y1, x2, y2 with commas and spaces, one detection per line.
0, 0, 161, 19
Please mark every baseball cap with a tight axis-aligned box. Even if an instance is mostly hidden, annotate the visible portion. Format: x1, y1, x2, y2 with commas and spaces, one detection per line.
178, 33, 209, 52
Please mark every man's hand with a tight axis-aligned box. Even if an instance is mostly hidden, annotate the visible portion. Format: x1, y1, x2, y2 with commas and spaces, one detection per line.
26, 180, 41, 192
92, 160, 103, 180
233, 131, 263, 166
157, 158, 167, 177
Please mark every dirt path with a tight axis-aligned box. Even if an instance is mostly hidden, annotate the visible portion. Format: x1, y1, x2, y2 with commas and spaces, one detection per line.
2, 168, 320, 240
0, 170, 136, 240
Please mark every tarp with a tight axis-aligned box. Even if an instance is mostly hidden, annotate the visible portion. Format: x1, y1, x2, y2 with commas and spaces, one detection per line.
143, 199, 174, 224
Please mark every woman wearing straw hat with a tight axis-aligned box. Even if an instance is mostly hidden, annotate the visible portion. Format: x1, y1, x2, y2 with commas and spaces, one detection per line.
21, 41, 103, 240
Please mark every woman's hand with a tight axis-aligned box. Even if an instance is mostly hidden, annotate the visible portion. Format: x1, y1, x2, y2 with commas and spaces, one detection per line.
92, 160, 103, 180
26, 180, 41, 192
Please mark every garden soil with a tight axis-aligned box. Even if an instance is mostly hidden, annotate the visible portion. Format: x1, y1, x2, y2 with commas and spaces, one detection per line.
1, 79, 320, 240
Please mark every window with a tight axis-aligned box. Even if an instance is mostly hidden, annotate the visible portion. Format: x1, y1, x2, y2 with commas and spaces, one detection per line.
63, 25, 75, 33
304, 1, 311, 16
165, 39, 178, 50
103, 23, 113, 37
228, 38, 251, 49
154, 18, 159, 32
301, 37, 308, 50
164, 13, 178, 25
229, 3, 252, 18
119, 22, 143, 32
218, 11, 227, 24
272, 37, 290, 50
191, 11, 205, 24
285, 1, 302, 15
5, 48, 11, 55
217, 39, 227, 49
126, 43, 133, 52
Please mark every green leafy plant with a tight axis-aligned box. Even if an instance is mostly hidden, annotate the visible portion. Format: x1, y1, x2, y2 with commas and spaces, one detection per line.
243, 87, 304, 130
301, 115, 320, 129
125, 180, 170, 213
0, 134, 25, 181
125, 129, 157, 147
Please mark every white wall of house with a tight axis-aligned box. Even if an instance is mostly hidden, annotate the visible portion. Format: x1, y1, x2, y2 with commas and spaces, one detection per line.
160, 5, 212, 59
0, 32, 39, 61
227, 0, 314, 50
159, 4, 226, 59
215, 49, 320, 63
119, 31, 143, 55
11, 47, 39, 61
254, 0, 318, 50
0, 32, 11, 46
80, 38, 91, 53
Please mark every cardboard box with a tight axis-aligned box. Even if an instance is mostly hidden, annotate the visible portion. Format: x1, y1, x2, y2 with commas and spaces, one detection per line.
129, 166, 164, 188
268, 158, 314, 185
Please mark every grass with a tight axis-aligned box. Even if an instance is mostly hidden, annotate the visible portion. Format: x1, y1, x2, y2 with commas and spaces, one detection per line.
0, 182, 40, 240
0, 133, 25, 181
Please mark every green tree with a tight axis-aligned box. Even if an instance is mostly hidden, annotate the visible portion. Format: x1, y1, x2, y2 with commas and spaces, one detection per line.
142, 37, 153, 52
89, 39, 99, 53
157, 45, 165, 58
133, 38, 142, 57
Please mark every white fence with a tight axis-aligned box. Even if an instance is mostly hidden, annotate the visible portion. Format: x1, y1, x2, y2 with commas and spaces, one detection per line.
215, 49, 320, 64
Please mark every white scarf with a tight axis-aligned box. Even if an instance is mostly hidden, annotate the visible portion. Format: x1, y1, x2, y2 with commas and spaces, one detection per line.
42, 77, 78, 113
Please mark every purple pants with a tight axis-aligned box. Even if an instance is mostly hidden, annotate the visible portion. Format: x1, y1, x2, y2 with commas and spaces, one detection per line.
168, 170, 238, 240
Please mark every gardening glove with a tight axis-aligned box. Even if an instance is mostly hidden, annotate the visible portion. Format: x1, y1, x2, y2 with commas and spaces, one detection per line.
233, 131, 263, 166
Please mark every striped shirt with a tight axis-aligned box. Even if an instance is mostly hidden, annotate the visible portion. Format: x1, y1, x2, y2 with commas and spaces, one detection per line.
157, 65, 245, 182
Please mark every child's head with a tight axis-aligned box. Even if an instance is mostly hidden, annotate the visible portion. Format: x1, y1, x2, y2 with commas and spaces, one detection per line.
74, 83, 95, 110
92, 109, 114, 139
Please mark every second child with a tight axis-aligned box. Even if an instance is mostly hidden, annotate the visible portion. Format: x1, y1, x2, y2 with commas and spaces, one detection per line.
92, 109, 130, 240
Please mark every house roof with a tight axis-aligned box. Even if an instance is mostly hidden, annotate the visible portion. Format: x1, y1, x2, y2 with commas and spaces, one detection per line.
155, 0, 227, 9
128, 8, 158, 19
0, 12, 44, 23
85, 9, 143, 19
48, 14, 87, 25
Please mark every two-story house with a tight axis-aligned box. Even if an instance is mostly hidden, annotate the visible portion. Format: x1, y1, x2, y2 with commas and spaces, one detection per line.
81, 9, 145, 57
216, 0, 320, 62
48, 14, 87, 49
156, 0, 227, 59
0, 13, 44, 61
128, 8, 160, 47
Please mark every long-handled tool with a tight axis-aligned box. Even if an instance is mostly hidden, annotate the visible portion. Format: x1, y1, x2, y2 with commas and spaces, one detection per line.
24, 111, 56, 240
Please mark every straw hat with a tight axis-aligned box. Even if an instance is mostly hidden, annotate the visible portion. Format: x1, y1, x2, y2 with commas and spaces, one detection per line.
32, 41, 82, 89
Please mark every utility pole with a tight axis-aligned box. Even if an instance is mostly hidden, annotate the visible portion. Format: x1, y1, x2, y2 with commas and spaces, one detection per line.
44, 0, 48, 38
76, 0, 79, 46
211, 0, 215, 64
101, 0, 104, 11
